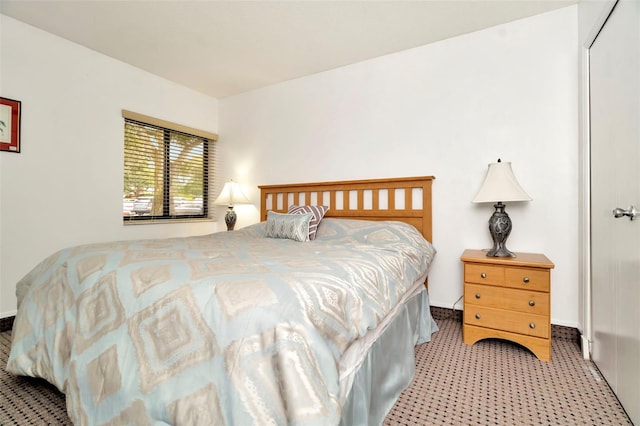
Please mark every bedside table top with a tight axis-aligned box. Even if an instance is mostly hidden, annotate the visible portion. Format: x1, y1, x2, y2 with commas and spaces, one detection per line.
461, 249, 554, 269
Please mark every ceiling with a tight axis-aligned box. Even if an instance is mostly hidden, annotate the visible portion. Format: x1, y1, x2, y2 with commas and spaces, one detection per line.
1, 0, 577, 98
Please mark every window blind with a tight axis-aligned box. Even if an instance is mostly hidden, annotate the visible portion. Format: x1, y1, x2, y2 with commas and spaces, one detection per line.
123, 114, 216, 222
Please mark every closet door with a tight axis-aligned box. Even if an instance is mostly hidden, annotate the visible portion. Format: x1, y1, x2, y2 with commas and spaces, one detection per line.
589, 0, 640, 423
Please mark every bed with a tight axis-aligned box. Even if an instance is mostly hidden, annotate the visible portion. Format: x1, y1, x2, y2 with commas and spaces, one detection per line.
7, 176, 437, 425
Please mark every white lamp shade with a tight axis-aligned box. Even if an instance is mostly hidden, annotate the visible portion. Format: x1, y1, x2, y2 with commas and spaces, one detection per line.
473, 161, 532, 203
214, 180, 251, 206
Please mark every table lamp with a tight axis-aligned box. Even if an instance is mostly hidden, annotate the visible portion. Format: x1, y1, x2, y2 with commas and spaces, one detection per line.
473, 159, 531, 257
214, 180, 251, 231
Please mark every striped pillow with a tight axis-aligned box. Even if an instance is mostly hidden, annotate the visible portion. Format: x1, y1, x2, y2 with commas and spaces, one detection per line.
288, 205, 329, 240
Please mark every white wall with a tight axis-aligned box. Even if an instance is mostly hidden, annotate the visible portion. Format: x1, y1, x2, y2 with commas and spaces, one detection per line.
0, 15, 220, 316
220, 6, 580, 326
1, 7, 581, 327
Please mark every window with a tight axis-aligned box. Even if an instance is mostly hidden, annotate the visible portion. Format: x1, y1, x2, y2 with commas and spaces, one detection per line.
122, 110, 217, 222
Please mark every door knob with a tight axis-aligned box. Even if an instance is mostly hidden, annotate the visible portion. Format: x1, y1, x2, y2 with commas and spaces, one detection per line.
613, 205, 637, 220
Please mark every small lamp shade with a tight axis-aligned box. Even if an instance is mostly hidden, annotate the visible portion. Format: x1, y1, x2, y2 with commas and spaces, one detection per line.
473, 160, 531, 257
214, 180, 250, 231
473, 161, 532, 203
214, 180, 251, 207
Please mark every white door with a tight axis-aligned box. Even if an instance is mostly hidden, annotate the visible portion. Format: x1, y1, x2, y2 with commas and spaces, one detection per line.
590, 0, 640, 423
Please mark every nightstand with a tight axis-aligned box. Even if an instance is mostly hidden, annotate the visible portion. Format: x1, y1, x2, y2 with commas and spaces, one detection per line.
461, 249, 554, 361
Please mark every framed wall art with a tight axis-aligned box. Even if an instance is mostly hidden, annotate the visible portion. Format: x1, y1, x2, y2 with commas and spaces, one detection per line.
0, 97, 21, 153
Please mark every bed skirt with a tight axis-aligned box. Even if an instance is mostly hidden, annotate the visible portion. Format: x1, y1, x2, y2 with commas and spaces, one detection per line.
340, 290, 438, 425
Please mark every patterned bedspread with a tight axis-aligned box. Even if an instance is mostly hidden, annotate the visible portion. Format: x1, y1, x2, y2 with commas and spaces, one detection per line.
7, 218, 436, 425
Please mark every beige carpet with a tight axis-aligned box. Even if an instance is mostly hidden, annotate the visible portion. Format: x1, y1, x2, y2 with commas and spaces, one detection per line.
1, 313, 632, 425
385, 312, 632, 425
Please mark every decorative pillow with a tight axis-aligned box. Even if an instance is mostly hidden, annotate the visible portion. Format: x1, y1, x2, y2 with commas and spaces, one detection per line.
287, 205, 329, 240
264, 211, 313, 242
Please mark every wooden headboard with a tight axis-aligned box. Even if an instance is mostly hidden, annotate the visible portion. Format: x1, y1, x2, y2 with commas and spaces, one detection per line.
259, 176, 434, 243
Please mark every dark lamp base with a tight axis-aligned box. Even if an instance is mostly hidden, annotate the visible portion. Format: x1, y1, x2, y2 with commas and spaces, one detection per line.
486, 245, 516, 258
486, 202, 516, 257
224, 207, 237, 231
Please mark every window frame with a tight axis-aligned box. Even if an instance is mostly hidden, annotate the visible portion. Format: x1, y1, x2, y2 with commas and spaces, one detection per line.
122, 110, 217, 223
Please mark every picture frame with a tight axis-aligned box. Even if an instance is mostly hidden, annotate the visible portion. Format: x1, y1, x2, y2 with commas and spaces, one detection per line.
0, 97, 21, 153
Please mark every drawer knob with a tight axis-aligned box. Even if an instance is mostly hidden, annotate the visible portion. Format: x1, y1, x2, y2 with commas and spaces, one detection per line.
480, 272, 487, 279
529, 300, 535, 307
523, 277, 530, 284
475, 293, 481, 299
529, 322, 536, 329
475, 313, 481, 319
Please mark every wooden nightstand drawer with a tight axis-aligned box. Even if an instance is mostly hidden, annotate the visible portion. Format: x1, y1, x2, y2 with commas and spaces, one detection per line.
464, 283, 549, 316
464, 263, 504, 285
505, 267, 550, 292
461, 249, 554, 361
464, 305, 549, 339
